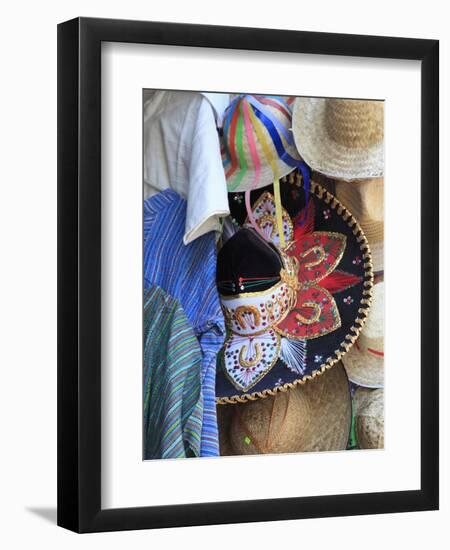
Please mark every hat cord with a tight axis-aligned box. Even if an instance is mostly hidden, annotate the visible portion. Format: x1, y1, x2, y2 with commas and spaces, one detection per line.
223, 95, 310, 248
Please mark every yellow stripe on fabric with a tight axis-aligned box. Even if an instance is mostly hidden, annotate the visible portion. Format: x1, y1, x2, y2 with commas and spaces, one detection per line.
227, 100, 247, 192
248, 105, 285, 248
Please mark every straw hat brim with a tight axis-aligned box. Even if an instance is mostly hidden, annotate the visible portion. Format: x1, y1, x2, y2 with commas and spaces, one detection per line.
292, 98, 384, 180
218, 362, 351, 455
342, 342, 384, 388
335, 180, 384, 271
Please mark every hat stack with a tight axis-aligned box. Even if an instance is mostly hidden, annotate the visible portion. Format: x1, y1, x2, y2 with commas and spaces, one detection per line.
218, 362, 352, 455
216, 93, 384, 455
292, 97, 384, 273
291, 96, 385, 450
352, 387, 384, 449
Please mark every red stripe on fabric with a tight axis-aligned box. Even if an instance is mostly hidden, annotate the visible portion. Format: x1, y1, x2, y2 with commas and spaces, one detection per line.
354, 341, 383, 357
225, 99, 241, 179
367, 348, 384, 357
257, 96, 291, 120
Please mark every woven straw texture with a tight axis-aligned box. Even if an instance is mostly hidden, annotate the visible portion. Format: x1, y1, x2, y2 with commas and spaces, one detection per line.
354, 388, 384, 449
343, 282, 384, 388
217, 362, 351, 455
293, 98, 384, 180
335, 178, 384, 272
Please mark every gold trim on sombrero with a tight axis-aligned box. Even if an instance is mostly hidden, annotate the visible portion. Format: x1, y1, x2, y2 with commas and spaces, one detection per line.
293, 231, 347, 283
221, 280, 295, 337
221, 329, 281, 392
243, 191, 294, 249
216, 176, 374, 405
274, 284, 342, 340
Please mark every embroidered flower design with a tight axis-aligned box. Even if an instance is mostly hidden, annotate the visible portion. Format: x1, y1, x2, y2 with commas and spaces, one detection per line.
254, 197, 363, 341
343, 296, 354, 305
352, 256, 362, 265
274, 378, 284, 387
233, 194, 244, 204
314, 354, 323, 363
323, 209, 331, 220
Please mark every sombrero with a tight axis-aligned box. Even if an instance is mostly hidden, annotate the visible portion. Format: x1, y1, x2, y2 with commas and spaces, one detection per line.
292, 97, 384, 181
217, 362, 351, 455
216, 174, 374, 404
335, 178, 384, 272
342, 282, 384, 388
353, 387, 384, 449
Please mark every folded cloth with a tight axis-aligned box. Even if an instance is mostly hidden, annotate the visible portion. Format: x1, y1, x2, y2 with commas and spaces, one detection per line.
144, 189, 225, 456
143, 285, 204, 459
143, 91, 230, 243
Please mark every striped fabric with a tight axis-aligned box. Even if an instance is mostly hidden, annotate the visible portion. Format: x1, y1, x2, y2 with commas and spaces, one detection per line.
143, 285, 204, 459
143, 189, 225, 457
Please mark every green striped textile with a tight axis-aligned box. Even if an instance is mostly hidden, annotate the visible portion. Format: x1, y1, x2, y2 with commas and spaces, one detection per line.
143, 285, 204, 459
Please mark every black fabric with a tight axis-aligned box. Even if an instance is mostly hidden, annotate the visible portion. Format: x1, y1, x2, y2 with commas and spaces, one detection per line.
216, 228, 283, 296
228, 172, 307, 224
216, 177, 369, 400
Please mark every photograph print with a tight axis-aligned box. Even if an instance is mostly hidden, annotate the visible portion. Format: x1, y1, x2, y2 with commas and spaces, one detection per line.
142, 91, 384, 460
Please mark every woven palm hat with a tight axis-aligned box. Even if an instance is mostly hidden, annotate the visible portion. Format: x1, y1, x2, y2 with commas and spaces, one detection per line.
335, 178, 384, 272
292, 97, 384, 180
222, 95, 302, 192
217, 362, 351, 455
342, 282, 384, 388
353, 387, 384, 449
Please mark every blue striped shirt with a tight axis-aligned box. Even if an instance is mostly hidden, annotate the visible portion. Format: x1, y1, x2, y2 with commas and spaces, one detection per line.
144, 189, 224, 457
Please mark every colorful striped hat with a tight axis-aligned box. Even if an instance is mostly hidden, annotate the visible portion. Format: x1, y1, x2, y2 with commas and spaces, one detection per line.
222, 95, 304, 192
221, 95, 310, 248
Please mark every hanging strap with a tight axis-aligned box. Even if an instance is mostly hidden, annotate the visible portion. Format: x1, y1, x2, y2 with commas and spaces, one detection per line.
247, 102, 286, 248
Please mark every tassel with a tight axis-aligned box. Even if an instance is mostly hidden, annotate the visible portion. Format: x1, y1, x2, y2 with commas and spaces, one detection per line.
279, 337, 307, 375
320, 270, 362, 294
293, 201, 315, 239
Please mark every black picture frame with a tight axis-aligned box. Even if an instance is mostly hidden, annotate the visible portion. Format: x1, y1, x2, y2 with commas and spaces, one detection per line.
57, 16, 439, 533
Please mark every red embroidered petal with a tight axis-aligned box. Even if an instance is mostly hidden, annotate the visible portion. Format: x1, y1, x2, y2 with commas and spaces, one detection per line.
276, 285, 341, 340
287, 231, 346, 284
320, 270, 362, 294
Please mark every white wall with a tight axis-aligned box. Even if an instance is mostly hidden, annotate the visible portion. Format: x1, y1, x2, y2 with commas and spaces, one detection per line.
0, 0, 448, 547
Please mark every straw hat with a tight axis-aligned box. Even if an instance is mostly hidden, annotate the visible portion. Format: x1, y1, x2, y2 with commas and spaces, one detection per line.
342, 282, 384, 388
222, 95, 301, 192
218, 362, 351, 455
292, 98, 384, 180
335, 178, 384, 272
354, 388, 384, 449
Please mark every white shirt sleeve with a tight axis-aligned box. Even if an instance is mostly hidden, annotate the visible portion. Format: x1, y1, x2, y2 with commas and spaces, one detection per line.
143, 91, 230, 244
